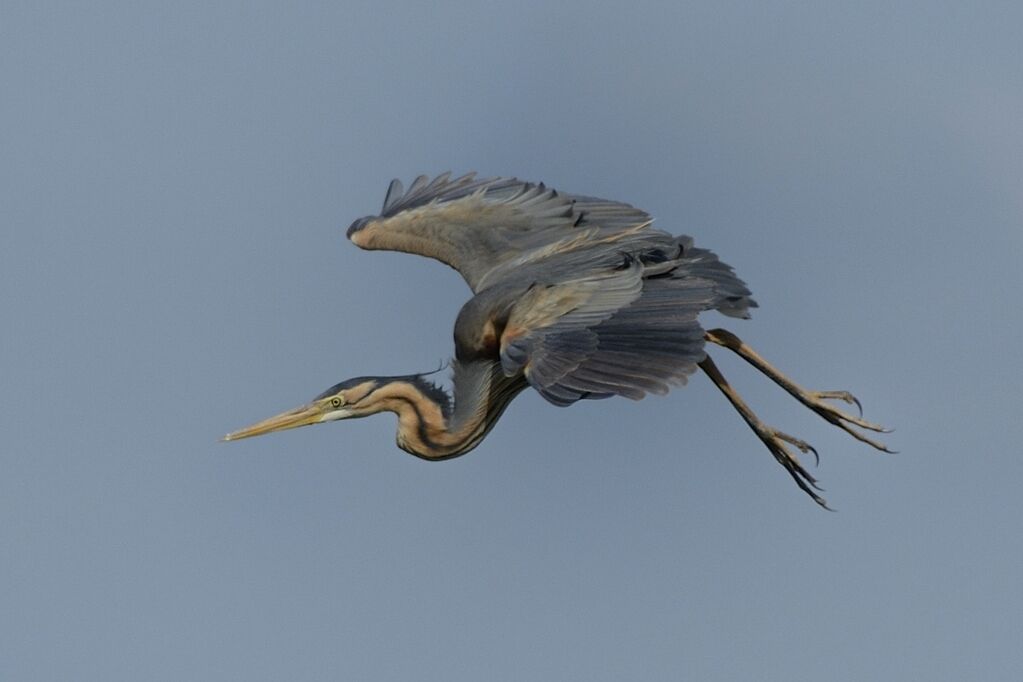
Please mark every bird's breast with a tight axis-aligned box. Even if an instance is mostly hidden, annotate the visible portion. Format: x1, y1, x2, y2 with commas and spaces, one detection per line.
453, 286, 523, 361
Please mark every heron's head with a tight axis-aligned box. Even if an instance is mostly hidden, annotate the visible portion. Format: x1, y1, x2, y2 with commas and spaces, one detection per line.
222, 374, 452, 442
221, 377, 388, 442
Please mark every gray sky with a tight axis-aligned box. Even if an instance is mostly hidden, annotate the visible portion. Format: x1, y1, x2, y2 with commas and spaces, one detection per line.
3, 2, 1022, 680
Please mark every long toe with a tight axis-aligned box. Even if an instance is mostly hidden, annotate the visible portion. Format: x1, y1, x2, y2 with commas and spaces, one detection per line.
804, 391, 891, 446
811, 390, 862, 415
754, 425, 831, 509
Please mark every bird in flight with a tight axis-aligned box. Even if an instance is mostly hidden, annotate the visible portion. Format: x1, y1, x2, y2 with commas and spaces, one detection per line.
224, 173, 890, 507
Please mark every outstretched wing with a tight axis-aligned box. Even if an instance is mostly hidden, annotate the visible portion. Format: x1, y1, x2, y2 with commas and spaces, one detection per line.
346, 172, 652, 291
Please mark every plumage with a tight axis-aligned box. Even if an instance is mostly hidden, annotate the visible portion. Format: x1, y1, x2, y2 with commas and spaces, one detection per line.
226, 173, 890, 509
349, 173, 757, 406
346, 172, 657, 292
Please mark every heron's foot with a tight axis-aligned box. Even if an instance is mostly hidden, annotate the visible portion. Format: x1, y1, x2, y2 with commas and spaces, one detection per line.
704, 328, 894, 455
752, 424, 830, 509
798, 389, 894, 453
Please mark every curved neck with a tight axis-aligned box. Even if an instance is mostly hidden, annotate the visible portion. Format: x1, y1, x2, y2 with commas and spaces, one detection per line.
369, 360, 527, 459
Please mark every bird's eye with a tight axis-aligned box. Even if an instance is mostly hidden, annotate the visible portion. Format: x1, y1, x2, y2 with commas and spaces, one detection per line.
330, 397, 343, 408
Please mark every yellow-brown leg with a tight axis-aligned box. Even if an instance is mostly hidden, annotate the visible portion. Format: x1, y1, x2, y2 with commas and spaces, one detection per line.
704, 328, 892, 452
698, 355, 831, 508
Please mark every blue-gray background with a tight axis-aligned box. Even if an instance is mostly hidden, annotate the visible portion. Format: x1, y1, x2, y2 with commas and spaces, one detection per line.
3, 2, 1021, 680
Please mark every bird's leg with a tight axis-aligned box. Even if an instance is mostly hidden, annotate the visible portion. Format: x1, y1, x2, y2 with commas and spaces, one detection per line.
698, 355, 830, 508
704, 328, 892, 453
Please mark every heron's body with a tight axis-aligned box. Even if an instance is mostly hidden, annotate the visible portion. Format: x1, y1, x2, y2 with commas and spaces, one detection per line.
225, 173, 889, 507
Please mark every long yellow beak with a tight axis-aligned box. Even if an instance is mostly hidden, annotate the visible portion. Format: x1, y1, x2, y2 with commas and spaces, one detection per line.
221, 403, 323, 442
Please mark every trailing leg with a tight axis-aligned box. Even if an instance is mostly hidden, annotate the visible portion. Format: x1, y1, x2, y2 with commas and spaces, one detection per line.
698, 355, 830, 508
704, 328, 892, 453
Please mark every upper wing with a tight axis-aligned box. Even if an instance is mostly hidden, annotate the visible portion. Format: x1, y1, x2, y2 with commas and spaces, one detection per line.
345, 172, 652, 291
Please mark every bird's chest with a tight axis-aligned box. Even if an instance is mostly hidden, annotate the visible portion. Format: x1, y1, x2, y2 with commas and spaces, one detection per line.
452, 284, 525, 361
454, 310, 504, 360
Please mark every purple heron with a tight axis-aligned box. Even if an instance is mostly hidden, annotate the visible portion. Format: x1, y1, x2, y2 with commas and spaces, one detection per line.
224, 173, 889, 507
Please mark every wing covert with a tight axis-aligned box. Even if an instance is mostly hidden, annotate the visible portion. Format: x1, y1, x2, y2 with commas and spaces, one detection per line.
346, 172, 652, 291
493, 239, 756, 406
498, 256, 645, 385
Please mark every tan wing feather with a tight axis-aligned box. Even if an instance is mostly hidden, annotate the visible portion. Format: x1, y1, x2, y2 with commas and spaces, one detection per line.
346, 173, 652, 291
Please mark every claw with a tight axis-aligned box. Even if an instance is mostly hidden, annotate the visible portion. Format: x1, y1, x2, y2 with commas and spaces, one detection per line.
760, 426, 831, 509
814, 390, 863, 417
807, 398, 891, 445
772, 429, 819, 466
750, 420, 828, 501
834, 421, 898, 453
